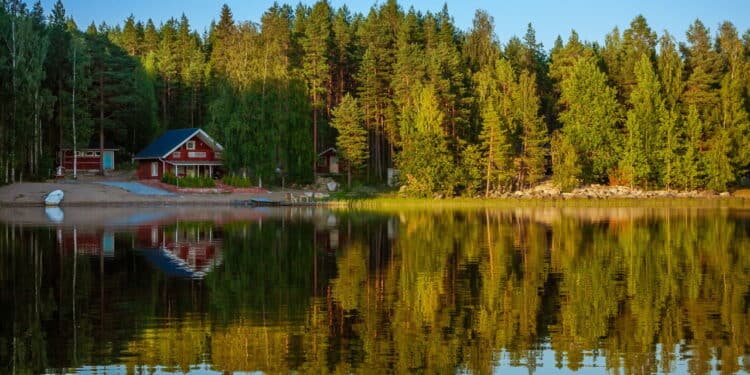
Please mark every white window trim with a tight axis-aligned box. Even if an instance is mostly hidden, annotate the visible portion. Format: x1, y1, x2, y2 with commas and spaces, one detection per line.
186, 141, 196, 150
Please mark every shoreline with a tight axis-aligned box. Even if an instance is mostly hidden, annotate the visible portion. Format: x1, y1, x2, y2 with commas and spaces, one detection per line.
2, 180, 750, 208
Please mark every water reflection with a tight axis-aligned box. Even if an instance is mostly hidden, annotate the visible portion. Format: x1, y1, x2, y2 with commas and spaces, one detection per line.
1, 206, 749, 374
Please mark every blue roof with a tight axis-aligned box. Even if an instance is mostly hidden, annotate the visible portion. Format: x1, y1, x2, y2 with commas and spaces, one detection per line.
134, 128, 201, 159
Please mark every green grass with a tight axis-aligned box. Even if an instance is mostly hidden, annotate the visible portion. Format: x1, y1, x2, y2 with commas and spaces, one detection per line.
327, 193, 750, 211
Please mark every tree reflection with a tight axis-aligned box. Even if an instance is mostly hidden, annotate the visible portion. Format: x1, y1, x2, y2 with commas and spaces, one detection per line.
2, 207, 750, 374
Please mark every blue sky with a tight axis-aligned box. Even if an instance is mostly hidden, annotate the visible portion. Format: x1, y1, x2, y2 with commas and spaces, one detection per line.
39, 0, 749, 51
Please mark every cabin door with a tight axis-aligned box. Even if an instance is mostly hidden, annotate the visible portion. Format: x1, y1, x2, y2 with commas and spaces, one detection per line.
151, 162, 159, 177
103, 151, 114, 170
330, 156, 339, 174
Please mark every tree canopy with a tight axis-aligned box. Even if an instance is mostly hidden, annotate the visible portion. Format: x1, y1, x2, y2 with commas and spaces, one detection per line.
1, 2, 749, 193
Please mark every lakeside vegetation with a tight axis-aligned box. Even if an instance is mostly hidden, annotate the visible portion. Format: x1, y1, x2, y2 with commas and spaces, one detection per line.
0, 0, 749, 197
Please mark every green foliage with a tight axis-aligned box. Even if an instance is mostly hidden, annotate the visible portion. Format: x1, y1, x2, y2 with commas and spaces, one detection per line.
558, 55, 622, 183
2, 3, 750, 193
161, 172, 215, 188
457, 143, 485, 196
680, 105, 703, 190
221, 175, 252, 188
550, 131, 580, 191
704, 128, 733, 191
331, 94, 368, 187
619, 54, 664, 187
397, 132, 455, 197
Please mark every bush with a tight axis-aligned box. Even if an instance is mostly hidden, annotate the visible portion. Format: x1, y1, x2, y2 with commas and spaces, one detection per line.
162, 172, 215, 188
222, 175, 252, 188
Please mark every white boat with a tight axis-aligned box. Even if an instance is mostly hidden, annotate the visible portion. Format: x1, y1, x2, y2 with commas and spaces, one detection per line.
44, 189, 64, 206
44, 207, 64, 223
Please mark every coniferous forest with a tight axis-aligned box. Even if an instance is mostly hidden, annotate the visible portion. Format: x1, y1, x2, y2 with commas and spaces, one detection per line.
1, 0, 749, 195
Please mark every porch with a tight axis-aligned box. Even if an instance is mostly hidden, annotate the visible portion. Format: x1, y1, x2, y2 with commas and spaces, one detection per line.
166, 161, 223, 179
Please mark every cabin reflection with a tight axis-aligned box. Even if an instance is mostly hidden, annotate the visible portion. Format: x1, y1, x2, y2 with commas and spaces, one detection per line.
135, 222, 223, 280
57, 228, 115, 257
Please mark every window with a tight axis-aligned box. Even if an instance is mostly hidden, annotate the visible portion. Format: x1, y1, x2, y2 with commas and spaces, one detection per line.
74, 151, 83, 157
188, 151, 206, 158
85, 151, 96, 157
214, 151, 222, 159
173, 151, 181, 158
186, 141, 196, 150
151, 162, 159, 177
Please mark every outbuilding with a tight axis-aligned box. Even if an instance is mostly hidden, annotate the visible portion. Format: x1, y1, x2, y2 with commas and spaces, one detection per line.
60, 139, 118, 173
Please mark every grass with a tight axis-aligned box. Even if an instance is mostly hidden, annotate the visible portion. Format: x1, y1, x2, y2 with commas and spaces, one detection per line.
327, 193, 750, 211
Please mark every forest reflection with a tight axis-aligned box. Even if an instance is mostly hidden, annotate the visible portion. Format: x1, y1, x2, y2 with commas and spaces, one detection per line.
1, 207, 749, 374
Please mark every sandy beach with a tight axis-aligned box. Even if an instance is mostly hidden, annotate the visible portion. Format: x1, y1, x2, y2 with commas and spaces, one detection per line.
0, 179, 289, 207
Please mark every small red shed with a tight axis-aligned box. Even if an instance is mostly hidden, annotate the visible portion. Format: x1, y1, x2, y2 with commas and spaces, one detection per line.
133, 128, 224, 179
60, 139, 118, 173
316, 147, 340, 174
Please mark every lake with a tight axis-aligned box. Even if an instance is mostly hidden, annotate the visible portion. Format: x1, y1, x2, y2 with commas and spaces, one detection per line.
1, 205, 749, 374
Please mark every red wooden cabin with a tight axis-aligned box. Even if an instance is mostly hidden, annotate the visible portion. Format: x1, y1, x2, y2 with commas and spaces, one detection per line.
134, 128, 224, 179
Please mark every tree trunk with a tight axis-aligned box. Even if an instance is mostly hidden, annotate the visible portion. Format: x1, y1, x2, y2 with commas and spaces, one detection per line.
100, 71, 105, 176
347, 164, 352, 189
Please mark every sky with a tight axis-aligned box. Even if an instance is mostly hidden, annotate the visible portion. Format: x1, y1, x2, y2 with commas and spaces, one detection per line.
38, 0, 750, 51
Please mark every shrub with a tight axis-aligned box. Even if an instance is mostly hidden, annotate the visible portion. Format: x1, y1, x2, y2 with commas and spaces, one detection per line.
162, 172, 215, 188
222, 175, 252, 188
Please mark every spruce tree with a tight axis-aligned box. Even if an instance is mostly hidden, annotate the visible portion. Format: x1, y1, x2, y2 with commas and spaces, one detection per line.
681, 105, 703, 190
515, 71, 548, 188
620, 54, 664, 187
558, 56, 622, 183
331, 94, 368, 187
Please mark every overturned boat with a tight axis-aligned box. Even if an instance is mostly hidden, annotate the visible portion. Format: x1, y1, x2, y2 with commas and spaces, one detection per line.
44, 189, 64, 206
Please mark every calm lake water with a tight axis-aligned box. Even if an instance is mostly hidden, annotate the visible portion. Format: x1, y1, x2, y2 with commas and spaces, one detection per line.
1, 205, 750, 374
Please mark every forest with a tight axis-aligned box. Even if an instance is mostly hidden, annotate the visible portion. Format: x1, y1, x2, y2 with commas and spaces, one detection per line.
1, 0, 749, 195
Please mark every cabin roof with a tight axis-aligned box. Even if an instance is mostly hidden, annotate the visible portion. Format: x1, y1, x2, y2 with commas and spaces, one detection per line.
61, 138, 118, 150
318, 147, 337, 157
134, 128, 224, 159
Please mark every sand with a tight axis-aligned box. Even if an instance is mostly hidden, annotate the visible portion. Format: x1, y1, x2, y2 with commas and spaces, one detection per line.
0, 180, 288, 207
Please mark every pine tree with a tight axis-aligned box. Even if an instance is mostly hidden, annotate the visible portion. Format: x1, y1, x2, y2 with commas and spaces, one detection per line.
681, 105, 703, 190
620, 54, 664, 187
155, 19, 178, 128
682, 20, 721, 120
558, 56, 622, 183
476, 59, 516, 194
550, 131, 580, 191
300, 0, 332, 163
657, 109, 681, 189
717, 21, 750, 178
397, 84, 455, 196
463, 9, 499, 73
331, 94, 368, 187
142, 19, 158, 54
120, 15, 140, 55
705, 127, 733, 191
657, 32, 684, 110
620, 15, 657, 98
208, 4, 235, 78
480, 102, 513, 195
515, 71, 548, 188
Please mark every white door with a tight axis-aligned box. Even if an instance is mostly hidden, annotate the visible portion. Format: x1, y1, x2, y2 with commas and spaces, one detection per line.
330, 156, 339, 174
151, 162, 159, 177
